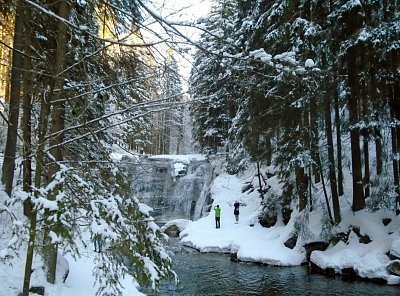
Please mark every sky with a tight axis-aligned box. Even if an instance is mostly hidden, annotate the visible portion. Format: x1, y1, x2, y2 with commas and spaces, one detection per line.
143, 0, 213, 87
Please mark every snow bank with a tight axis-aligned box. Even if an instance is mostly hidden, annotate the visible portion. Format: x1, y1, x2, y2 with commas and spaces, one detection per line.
178, 167, 400, 284
0, 235, 145, 296
310, 208, 400, 283
179, 170, 306, 266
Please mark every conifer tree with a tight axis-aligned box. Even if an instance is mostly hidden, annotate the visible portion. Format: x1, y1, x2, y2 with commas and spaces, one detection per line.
1, 0, 178, 294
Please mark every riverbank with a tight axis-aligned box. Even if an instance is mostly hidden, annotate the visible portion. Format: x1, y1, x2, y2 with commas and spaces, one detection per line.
154, 239, 400, 295
164, 168, 400, 285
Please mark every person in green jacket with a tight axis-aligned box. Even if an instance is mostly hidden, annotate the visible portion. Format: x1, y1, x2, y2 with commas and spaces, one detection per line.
214, 205, 221, 228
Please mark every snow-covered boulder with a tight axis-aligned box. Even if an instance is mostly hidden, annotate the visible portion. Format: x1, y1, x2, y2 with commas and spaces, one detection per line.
389, 239, 400, 260
161, 219, 191, 237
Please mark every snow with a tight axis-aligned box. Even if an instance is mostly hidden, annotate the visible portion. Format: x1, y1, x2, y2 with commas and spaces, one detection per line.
0, 144, 167, 295
0, 242, 145, 296
309, 208, 400, 283
150, 154, 206, 163
390, 239, 400, 258
249, 48, 272, 62
174, 166, 400, 285
3, 149, 400, 295
304, 58, 315, 68
2, 152, 400, 296
273, 51, 297, 65
179, 171, 306, 265
110, 144, 140, 161
161, 219, 192, 233
138, 202, 153, 217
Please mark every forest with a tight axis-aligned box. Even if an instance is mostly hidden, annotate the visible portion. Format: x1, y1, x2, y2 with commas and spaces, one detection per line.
190, 0, 400, 223
0, 0, 187, 294
0, 0, 399, 295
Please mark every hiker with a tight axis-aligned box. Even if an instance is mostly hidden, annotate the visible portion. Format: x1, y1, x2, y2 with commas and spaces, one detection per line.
234, 201, 240, 223
87, 211, 102, 252
93, 234, 102, 253
214, 205, 221, 228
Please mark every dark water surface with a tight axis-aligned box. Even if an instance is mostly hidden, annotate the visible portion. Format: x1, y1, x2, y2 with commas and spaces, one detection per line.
147, 239, 400, 296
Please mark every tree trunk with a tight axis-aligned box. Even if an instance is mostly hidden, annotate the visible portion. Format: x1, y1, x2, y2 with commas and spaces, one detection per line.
22, 6, 33, 217
22, 112, 50, 295
363, 134, 370, 198
347, 48, 365, 211
22, 47, 52, 296
2, 0, 24, 196
330, 31, 344, 197
257, 161, 264, 200
362, 82, 370, 199
375, 128, 383, 175
296, 166, 308, 212
317, 152, 334, 225
325, 76, 340, 223
22, 208, 37, 296
265, 132, 272, 166
390, 106, 400, 215
391, 109, 400, 214
310, 93, 320, 183
334, 75, 344, 196
368, 64, 383, 175
43, 0, 70, 284
396, 124, 400, 186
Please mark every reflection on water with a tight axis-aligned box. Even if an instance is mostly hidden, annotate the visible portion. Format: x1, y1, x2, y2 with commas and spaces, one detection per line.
146, 239, 399, 296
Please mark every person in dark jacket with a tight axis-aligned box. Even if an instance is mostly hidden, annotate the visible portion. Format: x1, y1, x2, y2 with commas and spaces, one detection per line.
234, 201, 240, 223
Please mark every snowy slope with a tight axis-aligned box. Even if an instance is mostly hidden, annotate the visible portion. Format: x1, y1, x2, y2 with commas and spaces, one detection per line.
176, 165, 400, 285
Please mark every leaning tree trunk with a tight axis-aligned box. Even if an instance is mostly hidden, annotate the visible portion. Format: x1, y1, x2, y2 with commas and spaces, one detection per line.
2, 0, 24, 196
317, 151, 334, 225
256, 161, 265, 200
325, 76, 341, 223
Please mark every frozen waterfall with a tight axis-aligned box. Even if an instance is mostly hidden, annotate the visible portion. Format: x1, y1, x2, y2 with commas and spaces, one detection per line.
121, 155, 213, 224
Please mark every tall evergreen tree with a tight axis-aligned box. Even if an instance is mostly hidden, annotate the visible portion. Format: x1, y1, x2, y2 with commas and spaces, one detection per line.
1, 0, 179, 294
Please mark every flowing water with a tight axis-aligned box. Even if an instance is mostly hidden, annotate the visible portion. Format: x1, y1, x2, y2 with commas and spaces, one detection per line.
146, 239, 399, 296
127, 157, 399, 295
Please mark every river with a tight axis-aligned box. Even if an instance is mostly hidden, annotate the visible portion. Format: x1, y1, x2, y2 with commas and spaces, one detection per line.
145, 238, 399, 296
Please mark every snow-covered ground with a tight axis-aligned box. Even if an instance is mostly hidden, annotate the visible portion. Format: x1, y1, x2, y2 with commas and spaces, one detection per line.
179, 172, 304, 265
173, 167, 400, 285
0, 151, 205, 296
0, 197, 145, 296
3, 150, 400, 295
0, 146, 148, 296
1, 244, 145, 296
